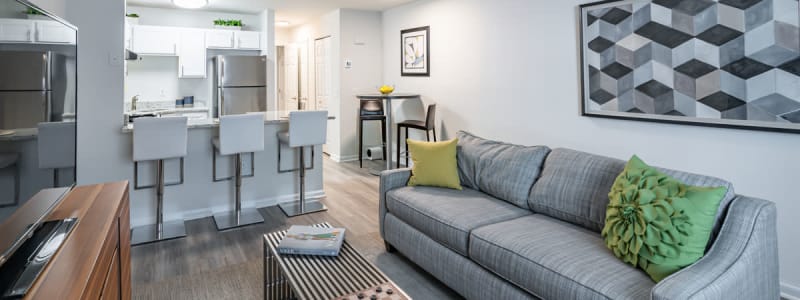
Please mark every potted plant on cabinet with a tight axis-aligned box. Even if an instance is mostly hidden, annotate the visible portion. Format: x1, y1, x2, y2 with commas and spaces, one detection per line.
25, 7, 50, 20
126, 13, 139, 25
213, 19, 243, 30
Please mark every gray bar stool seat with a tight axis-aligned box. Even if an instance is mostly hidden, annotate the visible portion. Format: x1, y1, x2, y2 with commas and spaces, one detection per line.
0, 153, 19, 208
277, 110, 328, 217
131, 116, 188, 245
212, 113, 265, 230
37, 122, 76, 187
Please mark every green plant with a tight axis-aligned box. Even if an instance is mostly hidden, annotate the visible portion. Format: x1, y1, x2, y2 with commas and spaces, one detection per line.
213, 18, 243, 27
126, 13, 139, 18
26, 7, 45, 15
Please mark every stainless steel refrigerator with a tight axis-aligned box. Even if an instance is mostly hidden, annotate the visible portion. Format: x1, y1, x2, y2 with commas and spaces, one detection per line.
213, 55, 267, 117
0, 51, 69, 130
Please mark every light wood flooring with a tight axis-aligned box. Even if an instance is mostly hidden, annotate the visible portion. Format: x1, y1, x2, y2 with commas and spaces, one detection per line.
130, 157, 462, 299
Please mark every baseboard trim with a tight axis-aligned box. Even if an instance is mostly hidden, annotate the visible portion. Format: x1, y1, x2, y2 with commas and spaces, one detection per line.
328, 154, 358, 163
131, 190, 326, 227
783, 282, 800, 300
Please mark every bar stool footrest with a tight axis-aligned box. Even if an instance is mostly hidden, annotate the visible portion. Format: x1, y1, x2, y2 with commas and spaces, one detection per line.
278, 200, 327, 217
213, 208, 264, 231
131, 221, 186, 246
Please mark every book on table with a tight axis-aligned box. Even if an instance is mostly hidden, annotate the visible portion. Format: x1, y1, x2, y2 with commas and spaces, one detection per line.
277, 225, 346, 256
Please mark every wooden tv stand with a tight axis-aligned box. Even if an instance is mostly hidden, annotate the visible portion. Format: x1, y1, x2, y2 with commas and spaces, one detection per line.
23, 181, 131, 299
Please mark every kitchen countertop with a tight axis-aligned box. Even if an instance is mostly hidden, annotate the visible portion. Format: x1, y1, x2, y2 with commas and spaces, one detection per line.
121, 111, 335, 133
0, 128, 38, 142
124, 106, 210, 116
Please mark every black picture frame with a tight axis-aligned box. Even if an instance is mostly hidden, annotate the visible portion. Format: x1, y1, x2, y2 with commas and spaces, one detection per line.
401, 26, 430, 77
578, 0, 800, 134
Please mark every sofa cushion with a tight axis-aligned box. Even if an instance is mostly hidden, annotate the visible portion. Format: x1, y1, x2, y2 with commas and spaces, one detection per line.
528, 148, 625, 232
456, 131, 551, 209
528, 148, 736, 237
386, 186, 531, 256
470, 215, 654, 300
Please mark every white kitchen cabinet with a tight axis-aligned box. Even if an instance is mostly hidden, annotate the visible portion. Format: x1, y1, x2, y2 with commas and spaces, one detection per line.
132, 25, 178, 55
34, 20, 76, 44
235, 31, 260, 50
178, 29, 206, 78
206, 30, 234, 49
0, 19, 33, 43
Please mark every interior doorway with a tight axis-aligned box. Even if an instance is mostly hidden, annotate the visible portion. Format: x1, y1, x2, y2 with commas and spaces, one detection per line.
278, 41, 309, 112
315, 36, 333, 154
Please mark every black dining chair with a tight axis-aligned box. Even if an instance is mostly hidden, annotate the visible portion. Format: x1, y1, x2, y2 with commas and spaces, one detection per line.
397, 104, 437, 168
358, 99, 387, 168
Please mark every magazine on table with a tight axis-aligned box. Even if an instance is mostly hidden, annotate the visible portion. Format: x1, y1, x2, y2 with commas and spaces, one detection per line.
277, 225, 346, 256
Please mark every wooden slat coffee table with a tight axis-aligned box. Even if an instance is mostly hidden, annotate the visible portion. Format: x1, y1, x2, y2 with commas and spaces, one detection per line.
263, 223, 410, 300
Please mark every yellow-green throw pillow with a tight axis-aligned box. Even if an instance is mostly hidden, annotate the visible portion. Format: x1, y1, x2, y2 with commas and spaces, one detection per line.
406, 139, 462, 190
602, 155, 727, 282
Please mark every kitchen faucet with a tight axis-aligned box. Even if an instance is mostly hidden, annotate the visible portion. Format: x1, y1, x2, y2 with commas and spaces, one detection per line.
131, 95, 140, 111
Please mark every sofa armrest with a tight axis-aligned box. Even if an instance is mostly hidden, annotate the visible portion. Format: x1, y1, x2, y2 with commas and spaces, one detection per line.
379, 168, 411, 238
651, 196, 780, 300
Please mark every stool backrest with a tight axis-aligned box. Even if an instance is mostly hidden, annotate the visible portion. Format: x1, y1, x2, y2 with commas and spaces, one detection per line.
288, 110, 328, 147
425, 104, 437, 129
219, 113, 265, 155
359, 99, 384, 116
37, 122, 76, 169
133, 117, 188, 162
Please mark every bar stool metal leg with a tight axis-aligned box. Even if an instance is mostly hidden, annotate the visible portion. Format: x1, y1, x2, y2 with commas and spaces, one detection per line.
278, 146, 327, 217
131, 159, 187, 246
214, 153, 264, 230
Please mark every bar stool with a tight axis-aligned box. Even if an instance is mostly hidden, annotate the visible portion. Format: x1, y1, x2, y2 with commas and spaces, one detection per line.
397, 104, 437, 168
358, 99, 387, 168
37, 122, 76, 187
0, 153, 19, 208
131, 117, 188, 245
277, 110, 328, 217
212, 113, 265, 230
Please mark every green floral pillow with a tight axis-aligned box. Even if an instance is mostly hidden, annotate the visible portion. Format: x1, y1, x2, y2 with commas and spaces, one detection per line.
602, 156, 727, 282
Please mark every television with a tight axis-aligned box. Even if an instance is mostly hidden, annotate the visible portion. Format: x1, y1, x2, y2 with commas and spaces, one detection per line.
0, 0, 77, 297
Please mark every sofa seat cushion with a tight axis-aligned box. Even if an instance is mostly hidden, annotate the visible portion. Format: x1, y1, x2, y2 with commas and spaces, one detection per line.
386, 186, 531, 256
470, 214, 654, 300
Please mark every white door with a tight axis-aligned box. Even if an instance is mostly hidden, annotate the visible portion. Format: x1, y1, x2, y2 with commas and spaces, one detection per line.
297, 41, 310, 110
132, 25, 178, 55
315, 37, 333, 153
178, 29, 206, 78
0, 19, 34, 42
284, 43, 299, 111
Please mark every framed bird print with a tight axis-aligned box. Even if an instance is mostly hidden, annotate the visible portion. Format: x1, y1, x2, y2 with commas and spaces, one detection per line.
401, 26, 430, 76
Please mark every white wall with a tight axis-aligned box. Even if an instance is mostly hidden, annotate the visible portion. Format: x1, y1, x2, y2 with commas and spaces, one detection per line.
339, 9, 383, 161
383, 0, 800, 296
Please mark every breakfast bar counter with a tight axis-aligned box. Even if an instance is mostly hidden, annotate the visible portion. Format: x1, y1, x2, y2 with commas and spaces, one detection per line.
122, 111, 334, 229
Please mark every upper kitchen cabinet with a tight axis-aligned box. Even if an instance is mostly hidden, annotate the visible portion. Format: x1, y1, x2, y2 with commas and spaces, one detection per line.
178, 29, 206, 78
235, 31, 260, 50
35, 20, 76, 44
0, 19, 33, 42
206, 30, 234, 49
132, 25, 178, 55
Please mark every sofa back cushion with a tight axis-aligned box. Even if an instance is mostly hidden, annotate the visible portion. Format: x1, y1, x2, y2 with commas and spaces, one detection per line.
456, 131, 551, 209
529, 148, 736, 236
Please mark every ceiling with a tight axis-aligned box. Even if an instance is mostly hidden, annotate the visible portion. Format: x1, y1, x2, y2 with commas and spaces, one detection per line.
126, 0, 416, 27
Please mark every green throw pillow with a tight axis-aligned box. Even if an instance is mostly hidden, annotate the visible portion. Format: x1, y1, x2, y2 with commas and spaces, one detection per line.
407, 138, 462, 190
602, 155, 727, 282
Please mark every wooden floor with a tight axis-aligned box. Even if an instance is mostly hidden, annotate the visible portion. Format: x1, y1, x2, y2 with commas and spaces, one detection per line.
130, 157, 462, 300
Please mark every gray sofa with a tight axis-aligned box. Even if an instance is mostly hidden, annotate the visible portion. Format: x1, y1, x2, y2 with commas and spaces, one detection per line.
378, 132, 779, 300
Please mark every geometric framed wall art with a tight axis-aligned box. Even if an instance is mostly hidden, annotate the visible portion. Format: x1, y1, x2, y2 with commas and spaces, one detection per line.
401, 26, 430, 76
579, 0, 800, 133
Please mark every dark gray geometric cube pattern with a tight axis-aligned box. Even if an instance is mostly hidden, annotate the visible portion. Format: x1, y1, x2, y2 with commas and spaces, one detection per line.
584, 0, 800, 124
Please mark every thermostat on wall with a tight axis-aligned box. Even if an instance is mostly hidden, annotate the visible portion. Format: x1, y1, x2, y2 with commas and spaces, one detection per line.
345, 59, 352, 69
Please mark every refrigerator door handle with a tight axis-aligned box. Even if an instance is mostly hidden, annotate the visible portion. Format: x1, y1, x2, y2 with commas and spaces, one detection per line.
219, 87, 225, 116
